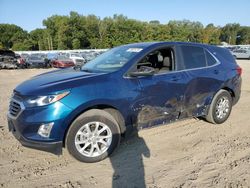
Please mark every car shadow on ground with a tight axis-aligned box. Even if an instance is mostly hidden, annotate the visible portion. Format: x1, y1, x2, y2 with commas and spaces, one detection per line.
109, 131, 150, 188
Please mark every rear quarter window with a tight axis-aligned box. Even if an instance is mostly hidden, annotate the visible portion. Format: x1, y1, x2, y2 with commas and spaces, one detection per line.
209, 46, 236, 64
205, 50, 217, 66
180, 46, 206, 69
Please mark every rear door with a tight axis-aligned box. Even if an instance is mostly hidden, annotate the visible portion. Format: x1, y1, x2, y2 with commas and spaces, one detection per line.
176, 45, 224, 118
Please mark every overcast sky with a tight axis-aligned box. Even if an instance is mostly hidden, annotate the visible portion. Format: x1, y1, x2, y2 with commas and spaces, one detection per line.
0, 0, 249, 32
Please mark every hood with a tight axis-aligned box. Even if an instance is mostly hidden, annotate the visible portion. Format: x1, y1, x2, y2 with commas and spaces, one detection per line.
15, 68, 104, 95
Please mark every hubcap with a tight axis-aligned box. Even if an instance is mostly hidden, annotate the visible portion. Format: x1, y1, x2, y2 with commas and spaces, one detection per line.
75, 122, 112, 157
215, 96, 230, 119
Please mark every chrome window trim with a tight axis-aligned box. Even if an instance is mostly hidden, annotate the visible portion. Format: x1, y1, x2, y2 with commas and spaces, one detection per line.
124, 44, 221, 79
124, 48, 221, 79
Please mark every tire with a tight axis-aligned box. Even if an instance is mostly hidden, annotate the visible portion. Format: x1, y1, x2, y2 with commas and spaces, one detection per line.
206, 89, 232, 124
104, 108, 126, 134
66, 109, 121, 163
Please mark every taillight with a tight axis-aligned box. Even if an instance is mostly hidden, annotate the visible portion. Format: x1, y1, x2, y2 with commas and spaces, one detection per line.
236, 66, 242, 76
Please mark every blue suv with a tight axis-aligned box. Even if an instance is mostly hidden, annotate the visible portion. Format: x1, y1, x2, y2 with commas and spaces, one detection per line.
8, 42, 242, 162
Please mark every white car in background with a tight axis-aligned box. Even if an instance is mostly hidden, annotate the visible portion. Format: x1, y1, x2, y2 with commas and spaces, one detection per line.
67, 53, 86, 66
232, 49, 250, 59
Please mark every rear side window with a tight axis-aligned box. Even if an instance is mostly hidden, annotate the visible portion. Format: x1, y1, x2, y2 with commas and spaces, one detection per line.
205, 50, 217, 66
181, 46, 206, 69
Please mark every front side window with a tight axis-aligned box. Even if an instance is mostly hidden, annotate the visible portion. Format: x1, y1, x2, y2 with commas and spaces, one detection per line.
134, 48, 174, 74
181, 46, 206, 69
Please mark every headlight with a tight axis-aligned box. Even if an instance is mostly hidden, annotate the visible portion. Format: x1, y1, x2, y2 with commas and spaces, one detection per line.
25, 91, 70, 107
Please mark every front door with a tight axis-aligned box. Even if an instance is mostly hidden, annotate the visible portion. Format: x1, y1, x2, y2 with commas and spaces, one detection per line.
129, 47, 187, 129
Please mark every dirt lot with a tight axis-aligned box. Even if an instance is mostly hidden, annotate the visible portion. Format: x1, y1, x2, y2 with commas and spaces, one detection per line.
0, 60, 250, 188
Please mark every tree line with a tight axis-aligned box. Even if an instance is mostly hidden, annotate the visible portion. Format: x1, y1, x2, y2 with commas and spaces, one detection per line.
0, 12, 250, 51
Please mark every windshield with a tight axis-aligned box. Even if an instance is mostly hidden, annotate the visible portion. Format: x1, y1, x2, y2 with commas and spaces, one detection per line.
82, 46, 143, 73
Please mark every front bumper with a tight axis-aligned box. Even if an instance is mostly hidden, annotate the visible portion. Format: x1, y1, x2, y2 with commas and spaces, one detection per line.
8, 119, 63, 155
7, 98, 73, 155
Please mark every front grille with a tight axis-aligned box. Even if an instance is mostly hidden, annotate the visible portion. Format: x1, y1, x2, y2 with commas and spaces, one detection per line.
9, 100, 22, 117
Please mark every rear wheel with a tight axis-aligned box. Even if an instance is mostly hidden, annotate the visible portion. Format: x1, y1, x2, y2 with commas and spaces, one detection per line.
206, 90, 232, 124
66, 109, 121, 162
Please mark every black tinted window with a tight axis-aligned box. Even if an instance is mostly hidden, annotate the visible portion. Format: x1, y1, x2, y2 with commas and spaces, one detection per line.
181, 46, 206, 69
205, 50, 217, 66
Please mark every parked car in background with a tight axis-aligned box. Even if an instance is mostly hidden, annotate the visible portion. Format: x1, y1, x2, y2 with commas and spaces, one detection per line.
8, 42, 241, 163
232, 49, 250, 59
0, 49, 15, 57
46, 53, 58, 66
20, 53, 30, 60
47, 53, 58, 60
0, 49, 18, 69
67, 53, 86, 67
0, 56, 18, 69
51, 55, 75, 68
81, 52, 96, 62
15, 54, 27, 68
26, 55, 49, 68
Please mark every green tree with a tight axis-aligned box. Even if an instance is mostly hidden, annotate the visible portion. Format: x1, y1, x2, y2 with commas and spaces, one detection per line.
202, 24, 221, 44
72, 38, 81, 49
236, 27, 250, 44
220, 23, 240, 44
29, 28, 47, 50
0, 24, 29, 49
12, 39, 33, 51
2, 13, 250, 51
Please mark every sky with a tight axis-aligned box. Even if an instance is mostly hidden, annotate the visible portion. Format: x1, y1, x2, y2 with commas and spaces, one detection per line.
0, 0, 250, 32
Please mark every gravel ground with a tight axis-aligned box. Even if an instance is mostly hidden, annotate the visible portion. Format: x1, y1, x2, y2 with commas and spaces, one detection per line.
0, 60, 250, 188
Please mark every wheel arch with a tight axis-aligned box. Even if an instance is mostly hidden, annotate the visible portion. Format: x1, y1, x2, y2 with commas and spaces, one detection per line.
221, 87, 235, 101
62, 104, 126, 147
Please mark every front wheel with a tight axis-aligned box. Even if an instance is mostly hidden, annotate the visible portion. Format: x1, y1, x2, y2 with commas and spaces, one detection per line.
206, 90, 232, 124
66, 109, 121, 163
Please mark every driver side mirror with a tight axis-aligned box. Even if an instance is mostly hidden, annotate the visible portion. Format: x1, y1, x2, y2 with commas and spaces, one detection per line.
128, 66, 155, 77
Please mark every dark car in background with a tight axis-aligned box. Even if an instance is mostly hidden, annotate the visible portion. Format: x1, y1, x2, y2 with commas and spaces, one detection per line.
26, 55, 49, 68
8, 42, 241, 163
51, 55, 75, 68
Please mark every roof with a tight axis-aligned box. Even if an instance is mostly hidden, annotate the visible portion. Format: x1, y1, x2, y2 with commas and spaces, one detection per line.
122, 41, 217, 49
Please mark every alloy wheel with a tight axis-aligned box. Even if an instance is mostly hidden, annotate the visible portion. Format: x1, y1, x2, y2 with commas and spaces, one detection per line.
74, 121, 112, 157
